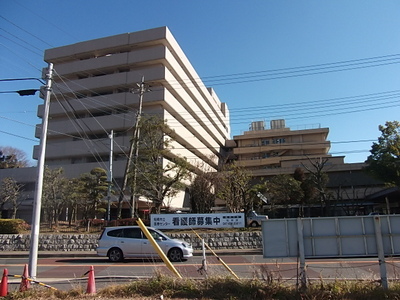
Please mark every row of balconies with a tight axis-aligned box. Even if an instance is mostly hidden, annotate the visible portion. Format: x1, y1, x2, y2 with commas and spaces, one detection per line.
233, 140, 331, 155
236, 152, 336, 169
42, 59, 229, 151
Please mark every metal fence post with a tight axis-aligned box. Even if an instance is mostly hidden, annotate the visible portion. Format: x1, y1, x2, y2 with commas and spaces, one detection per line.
373, 216, 388, 289
297, 218, 307, 289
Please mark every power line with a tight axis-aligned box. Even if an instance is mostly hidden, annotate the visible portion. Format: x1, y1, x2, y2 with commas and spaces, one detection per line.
36, 72, 398, 137
3, 7, 398, 87
0, 130, 37, 142
229, 89, 400, 112
0, 15, 54, 47
200, 54, 400, 81
0, 43, 43, 73
230, 96, 400, 122
0, 111, 36, 114
0, 27, 44, 52
0, 20, 395, 146
0, 78, 45, 84
200, 55, 400, 86
2, 14, 400, 92
0, 109, 378, 149
49, 66, 400, 126
14, 0, 79, 41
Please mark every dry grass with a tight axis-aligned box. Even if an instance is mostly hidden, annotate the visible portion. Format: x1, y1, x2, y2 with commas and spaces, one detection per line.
3, 274, 400, 300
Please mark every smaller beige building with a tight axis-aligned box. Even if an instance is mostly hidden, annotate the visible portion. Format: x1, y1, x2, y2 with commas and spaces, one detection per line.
231, 119, 338, 176
228, 119, 395, 216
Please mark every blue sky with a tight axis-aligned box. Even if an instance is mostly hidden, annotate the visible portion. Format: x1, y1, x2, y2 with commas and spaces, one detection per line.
1, 1, 399, 165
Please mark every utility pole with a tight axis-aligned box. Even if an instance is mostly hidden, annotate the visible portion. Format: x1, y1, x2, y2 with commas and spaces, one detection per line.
107, 130, 114, 221
28, 63, 53, 279
116, 76, 150, 219
130, 77, 151, 218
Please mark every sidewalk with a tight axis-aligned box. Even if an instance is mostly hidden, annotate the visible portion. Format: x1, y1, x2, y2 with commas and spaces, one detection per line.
0, 248, 263, 258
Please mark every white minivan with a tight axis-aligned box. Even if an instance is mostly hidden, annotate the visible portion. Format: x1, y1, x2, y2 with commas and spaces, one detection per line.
96, 226, 193, 262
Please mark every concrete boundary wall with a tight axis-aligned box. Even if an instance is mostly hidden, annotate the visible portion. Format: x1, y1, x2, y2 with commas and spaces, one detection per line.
0, 231, 262, 252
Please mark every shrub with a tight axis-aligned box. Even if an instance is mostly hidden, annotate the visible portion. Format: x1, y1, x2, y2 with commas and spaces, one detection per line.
0, 219, 30, 233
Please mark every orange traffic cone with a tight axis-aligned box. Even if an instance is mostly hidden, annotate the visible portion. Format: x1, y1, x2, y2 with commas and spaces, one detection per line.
86, 265, 96, 294
0, 268, 8, 296
19, 264, 30, 292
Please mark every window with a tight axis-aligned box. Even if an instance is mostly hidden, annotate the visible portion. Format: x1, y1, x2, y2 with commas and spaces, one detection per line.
91, 110, 112, 117
273, 138, 285, 144
95, 91, 113, 96
107, 229, 124, 237
76, 93, 87, 99
147, 229, 166, 241
261, 139, 269, 146
123, 228, 142, 239
262, 153, 270, 158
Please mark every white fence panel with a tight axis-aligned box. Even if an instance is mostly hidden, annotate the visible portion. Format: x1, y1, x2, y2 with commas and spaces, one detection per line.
262, 215, 400, 258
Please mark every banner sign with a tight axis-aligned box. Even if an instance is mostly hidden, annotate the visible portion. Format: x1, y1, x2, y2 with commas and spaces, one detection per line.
150, 213, 245, 229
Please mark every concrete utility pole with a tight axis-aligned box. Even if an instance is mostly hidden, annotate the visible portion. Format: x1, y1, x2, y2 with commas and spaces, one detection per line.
28, 63, 53, 279
130, 77, 151, 218
107, 130, 114, 221
117, 77, 150, 219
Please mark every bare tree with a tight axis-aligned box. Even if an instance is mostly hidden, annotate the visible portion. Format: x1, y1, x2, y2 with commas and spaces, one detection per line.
302, 157, 331, 216
0, 177, 24, 218
42, 167, 72, 227
189, 161, 217, 213
0, 146, 30, 168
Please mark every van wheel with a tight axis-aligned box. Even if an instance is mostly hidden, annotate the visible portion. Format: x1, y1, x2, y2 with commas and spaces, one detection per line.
108, 248, 123, 262
250, 221, 259, 227
168, 248, 183, 262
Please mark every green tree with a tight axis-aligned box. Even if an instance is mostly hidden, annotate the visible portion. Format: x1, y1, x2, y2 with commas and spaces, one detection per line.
248, 181, 268, 212
365, 121, 400, 187
293, 167, 318, 217
217, 163, 252, 213
0, 177, 24, 218
76, 167, 108, 220
265, 174, 303, 217
131, 115, 191, 214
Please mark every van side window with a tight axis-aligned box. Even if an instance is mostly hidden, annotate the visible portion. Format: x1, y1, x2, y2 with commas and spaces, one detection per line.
107, 229, 123, 237
123, 228, 142, 238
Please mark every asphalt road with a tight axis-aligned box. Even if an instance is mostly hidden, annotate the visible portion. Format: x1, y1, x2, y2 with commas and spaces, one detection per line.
1, 253, 400, 291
